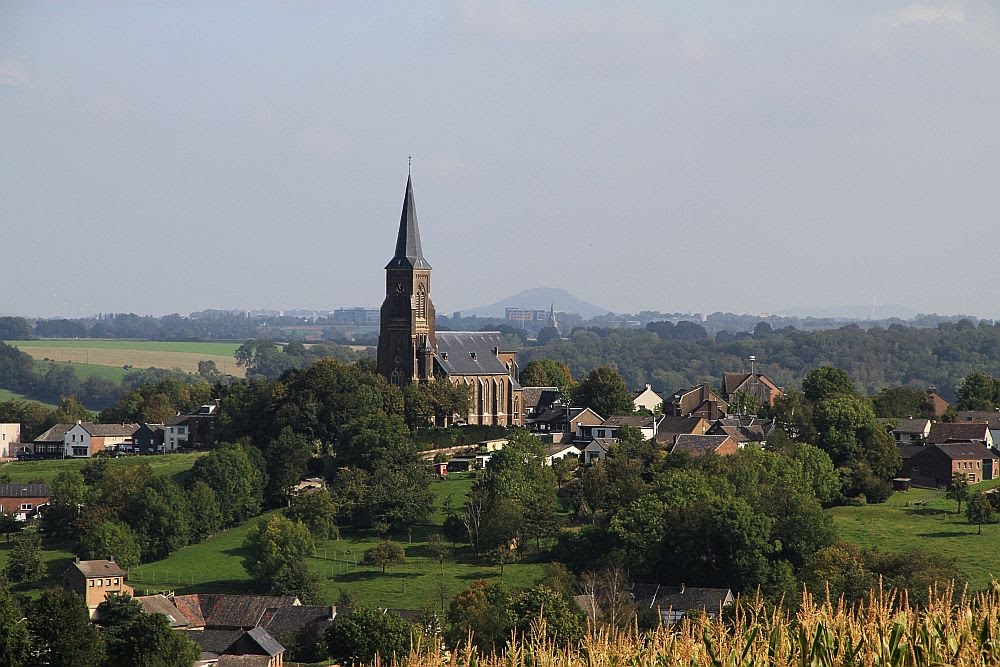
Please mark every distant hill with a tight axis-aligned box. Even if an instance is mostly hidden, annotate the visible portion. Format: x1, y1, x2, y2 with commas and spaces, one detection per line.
775, 304, 919, 320
461, 288, 612, 319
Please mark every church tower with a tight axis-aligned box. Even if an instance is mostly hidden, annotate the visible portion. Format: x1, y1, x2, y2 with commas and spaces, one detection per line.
377, 175, 436, 386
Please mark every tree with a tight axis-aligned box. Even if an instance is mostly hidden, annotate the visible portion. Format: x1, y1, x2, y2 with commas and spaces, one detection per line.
956, 373, 1000, 411
0, 512, 24, 542
363, 540, 405, 574
966, 491, 994, 534
285, 489, 338, 540
187, 481, 222, 542
42, 470, 87, 538
947, 471, 970, 514
126, 477, 191, 560
519, 359, 575, 397
510, 584, 584, 644
572, 366, 633, 418
78, 520, 141, 570
28, 587, 106, 667
402, 378, 472, 428
871, 386, 935, 419
242, 515, 318, 599
443, 512, 465, 548
426, 534, 451, 574
4, 533, 46, 583
264, 427, 314, 506
0, 578, 31, 667
325, 606, 413, 663
100, 593, 200, 667
190, 445, 264, 526
445, 580, 513, 652
802, 366, 857, 403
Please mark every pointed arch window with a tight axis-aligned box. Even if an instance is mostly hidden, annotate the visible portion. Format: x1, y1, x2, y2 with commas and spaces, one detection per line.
390, 368, 405, 386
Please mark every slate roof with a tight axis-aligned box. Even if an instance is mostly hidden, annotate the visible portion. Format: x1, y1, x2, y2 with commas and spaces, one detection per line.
655, 416, 708, 441
672, 435, 733, 456
898, 445, 925, 460
70, 559, 127, 578
544, 443, 581, 458
33, 423, 73, 443
198, 594, 300, 629
880, 418, 931, 434
522, 387, 561, 411
184, 628, 243, 655
386, 175, 431, 270
722, 373, 752, 395
76, 422, 140, 437
586, 438, 617, 452
0, 483, 49, 498
929, 442, 998, 460
632, 584, 733, 613
707, 424, 766, 443
165, 415, 190, 427
927, 422, 991, 444
246, 626, 284, 656
435, 332, 513, 377
955, 411, 1000, 429
601, 414, 656, 429
259, 605, 334, 639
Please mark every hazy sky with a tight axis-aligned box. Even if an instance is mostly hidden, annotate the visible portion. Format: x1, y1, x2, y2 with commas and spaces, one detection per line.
3, 1, 1000, 319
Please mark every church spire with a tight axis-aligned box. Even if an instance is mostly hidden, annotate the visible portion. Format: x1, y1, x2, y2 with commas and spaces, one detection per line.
546, 302, 560, 334
386, 175, 431, 270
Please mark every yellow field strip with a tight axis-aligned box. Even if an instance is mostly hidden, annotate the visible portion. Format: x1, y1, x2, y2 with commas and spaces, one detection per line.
15, 345, 246, 377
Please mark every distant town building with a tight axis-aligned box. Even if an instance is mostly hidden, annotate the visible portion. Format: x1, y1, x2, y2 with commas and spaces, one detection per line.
0, 423, 21, 459
505, 308, 551, 324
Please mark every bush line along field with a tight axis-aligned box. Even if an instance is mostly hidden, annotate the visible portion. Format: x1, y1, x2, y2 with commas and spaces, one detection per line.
9, 339, 245, 377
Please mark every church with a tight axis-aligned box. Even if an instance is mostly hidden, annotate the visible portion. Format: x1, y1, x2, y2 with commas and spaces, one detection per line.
376, 175, 524, 427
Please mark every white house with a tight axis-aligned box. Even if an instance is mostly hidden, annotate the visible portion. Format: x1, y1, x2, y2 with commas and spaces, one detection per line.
579, 414, 663, 442
64, 422, 139, 458
583, 438, 617, 465
631, 384, 663, 413
1, 423, 21, 459
544, 443, 581, 466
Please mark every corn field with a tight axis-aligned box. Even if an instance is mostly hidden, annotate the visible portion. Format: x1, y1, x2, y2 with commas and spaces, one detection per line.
395, 583, 1000, 667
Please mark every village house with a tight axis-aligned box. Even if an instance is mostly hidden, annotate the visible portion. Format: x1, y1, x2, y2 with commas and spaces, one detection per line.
671, 434, 739, 457
63, 558, 133, 618
63, 421, 140, 458
631, 384, 663, 413
654, 415, 711, 447
900, 442, 998, 487
165, 402, 220, 451
32, 423, 74, 459
706, 416, 775, 448
663, 383, 728, 420
578, 414, 663, 442
583, 437, 617, 464
132, 423, 166, 454
721, 372, 783, 409
544, 443, 581, 466
881, 418, 932, 444
0, 482, 49, 520
1, 422, 21, 459
521, 387, 562, 427
926, 422, 993, 448
925, 390, 951, 417
575, 582, 733, 625
530, 406, 603, 443
954, 411, 1000, 445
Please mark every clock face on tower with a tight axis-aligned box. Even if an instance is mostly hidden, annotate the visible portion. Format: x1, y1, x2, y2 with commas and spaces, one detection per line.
394, 282, 405, 294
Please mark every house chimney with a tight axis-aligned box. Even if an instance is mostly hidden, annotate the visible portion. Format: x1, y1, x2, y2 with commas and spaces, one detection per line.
680, 583, 685, 594
77, 420, 82, 425
645, 384, 651, 391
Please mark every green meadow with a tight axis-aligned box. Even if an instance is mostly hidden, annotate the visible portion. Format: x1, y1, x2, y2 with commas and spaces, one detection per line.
129, 474, 547, 609
830, 478, 1000, 590
0, 452, 205, 484
8, 339, 242, 356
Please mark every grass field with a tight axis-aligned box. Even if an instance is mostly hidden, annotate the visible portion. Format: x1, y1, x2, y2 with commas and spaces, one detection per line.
10, 339, 244, 377
830, 479, 1000, 590
0, 452, 205, 484
128, 474, 547, 608
0, 535, 77, 597
34, 359, 128, 383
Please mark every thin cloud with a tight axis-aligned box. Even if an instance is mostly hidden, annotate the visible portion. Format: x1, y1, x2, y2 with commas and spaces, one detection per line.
890, 4, 965, 26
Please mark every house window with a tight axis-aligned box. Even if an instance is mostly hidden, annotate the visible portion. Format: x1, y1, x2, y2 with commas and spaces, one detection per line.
96, 579, 103, 587
113, 578, 119, 585
89, 580, 94, 587
20, 503, 32, 511
105, 578, 111, 586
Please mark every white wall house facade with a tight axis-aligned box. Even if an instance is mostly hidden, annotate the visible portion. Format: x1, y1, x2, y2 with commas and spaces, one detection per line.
1, 423, 21, 459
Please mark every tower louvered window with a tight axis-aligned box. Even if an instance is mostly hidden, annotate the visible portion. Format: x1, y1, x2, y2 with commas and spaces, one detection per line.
416, 283, 426, 319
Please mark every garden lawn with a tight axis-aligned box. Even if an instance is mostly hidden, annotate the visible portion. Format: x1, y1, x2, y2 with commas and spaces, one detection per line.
9, 339, 243, 377
129, 474, 548, 609
0, 452, 205, 484
830, 480, 1000, 590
